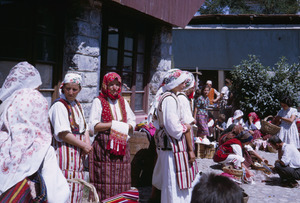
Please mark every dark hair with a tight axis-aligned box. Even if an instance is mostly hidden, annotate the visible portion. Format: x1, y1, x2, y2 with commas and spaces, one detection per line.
201, 84, 210, 96
267, 135, 282, 146
279, 95, 293, 107
191, 173, 243, 203
225, 78, 232, 85
219, 114, 226, 122
194, 89, 202, 100
235, 130, 253, 143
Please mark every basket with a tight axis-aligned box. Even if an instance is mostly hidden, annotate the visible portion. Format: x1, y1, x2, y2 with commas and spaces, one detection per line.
261, 115, 281, 135
195, 143, 215, 159
252, 162, 274, 174
67, 178, 99, 203
222, 165, 243, 177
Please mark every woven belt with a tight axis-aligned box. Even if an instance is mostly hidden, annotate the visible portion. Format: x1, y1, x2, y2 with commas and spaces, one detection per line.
157, 147, 172, 151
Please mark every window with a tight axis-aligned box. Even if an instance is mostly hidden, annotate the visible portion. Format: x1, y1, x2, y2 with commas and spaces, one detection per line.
0, 1, 64, 104
101, 14, 151, 114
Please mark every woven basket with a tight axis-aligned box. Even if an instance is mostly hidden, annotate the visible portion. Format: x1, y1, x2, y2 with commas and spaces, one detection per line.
261, 115, 281, 135
222, 165, 243, 177
195, 143, 215, 159
67, 178, 99, 203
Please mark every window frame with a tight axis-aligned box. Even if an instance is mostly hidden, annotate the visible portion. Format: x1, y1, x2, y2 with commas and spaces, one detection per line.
0, 1, 64, 103
101, 11, 151, 115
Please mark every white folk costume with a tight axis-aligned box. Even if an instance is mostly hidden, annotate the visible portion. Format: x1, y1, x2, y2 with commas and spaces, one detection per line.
88, 72, 136, 201
0, 62, 69, 203
48, 73, 87, 203
277, 107, 300, 148
151, 69, 198, 203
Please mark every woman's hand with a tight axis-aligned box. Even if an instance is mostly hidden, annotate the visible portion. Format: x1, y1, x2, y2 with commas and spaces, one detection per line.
185, 123, 191, 132
82, 143, 92, 155
249, 116, 254, 124
262, 159, 268, 164
94, 122, 112, 132
188, 150, 196, 163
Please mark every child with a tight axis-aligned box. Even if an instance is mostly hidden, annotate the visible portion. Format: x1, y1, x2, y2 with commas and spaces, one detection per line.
215, 114, 227, 132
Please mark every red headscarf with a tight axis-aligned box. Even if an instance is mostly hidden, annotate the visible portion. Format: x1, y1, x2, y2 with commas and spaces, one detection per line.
248, 112, 260, 124
100, 72, 122, 100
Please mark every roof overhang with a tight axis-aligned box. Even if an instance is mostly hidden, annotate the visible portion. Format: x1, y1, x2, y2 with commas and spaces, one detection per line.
108, 0, 206, 28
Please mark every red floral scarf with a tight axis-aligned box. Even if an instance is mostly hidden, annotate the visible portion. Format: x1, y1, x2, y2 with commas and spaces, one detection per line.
248, 112, 260, 124
100, 72, 122, 100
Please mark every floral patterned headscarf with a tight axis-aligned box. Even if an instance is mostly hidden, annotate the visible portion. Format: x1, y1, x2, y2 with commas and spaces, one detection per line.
183, 71, 195, 91
147, 69, 188, 124
248, 112, 260, 124
100, 72, 122, 100
61, 73, 82, 87
161, 69, 187, 91
0, 62, 51, 194
0, 61, 42, 102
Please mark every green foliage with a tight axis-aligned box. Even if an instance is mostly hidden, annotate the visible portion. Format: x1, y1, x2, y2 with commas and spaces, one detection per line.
199, 0, 249, 14
231, 55, 300, 119
199, 0, 300, 14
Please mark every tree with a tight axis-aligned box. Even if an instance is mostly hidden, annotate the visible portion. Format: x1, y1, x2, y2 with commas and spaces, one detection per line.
199, 0, 300, 14
230, 55, 300, 119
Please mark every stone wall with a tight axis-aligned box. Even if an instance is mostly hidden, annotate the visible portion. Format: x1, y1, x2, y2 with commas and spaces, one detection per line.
149, 25, 173, 106
63, 4, 102, 119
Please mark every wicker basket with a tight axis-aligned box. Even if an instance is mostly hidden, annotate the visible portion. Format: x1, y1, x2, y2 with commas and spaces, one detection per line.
195, 143, 215, 159
261, 115, 281, 135
67, 178, 99, 203
252, 162, 274, 174
222, 165, 243, 177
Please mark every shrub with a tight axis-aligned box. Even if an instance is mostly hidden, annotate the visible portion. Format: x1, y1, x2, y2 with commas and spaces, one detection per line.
230, 55, 300, 119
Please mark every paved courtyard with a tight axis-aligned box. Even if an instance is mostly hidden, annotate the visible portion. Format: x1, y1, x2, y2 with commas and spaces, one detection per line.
196, 150, 300, 203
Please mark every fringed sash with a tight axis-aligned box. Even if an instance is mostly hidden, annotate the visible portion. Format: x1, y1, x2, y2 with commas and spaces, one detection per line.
107, 121, 129, 156
98, 95, 128, 156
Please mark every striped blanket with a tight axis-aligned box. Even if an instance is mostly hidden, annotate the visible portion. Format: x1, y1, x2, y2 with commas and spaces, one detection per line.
102, 188, 139, 203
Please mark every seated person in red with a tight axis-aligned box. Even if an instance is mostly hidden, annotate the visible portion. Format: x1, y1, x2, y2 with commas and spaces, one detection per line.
214, 131, 254, 177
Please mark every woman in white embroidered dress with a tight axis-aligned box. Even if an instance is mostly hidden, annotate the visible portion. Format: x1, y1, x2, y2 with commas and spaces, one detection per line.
0, 62, 69, 202
151, 69, 197, 203
48, 73, 92, 202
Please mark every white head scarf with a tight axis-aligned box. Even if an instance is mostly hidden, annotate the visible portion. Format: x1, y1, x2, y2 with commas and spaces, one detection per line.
59, 72, 82, 96
0, 62, 51, 194
0, 61, 42, 102
183, 71, 195, 91
147, 69, 188, 124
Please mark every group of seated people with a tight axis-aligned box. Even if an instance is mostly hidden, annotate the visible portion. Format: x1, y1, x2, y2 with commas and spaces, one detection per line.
212, 107, 300, 188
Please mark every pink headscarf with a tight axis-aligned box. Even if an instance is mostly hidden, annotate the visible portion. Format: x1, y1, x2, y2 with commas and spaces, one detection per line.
248, 112, 260, 124
100, 72, 122, 100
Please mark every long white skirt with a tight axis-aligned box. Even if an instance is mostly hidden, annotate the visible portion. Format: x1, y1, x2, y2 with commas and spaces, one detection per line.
152, 149, 200, 203
42, 146, 70, 203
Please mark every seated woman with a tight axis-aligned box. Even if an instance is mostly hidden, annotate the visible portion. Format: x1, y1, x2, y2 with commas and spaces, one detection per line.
226, 109, 247, 129
218, 124, 243, 146
245, 112, 262, 140
213, 131, 255, 178
0, 62, 69, 202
